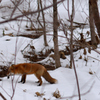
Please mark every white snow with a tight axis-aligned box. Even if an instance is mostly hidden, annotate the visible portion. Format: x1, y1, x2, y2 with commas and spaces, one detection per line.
0, 0, 100, 100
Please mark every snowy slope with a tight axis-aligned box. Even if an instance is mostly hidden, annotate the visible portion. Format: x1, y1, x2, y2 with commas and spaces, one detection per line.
0, 0, 100, 100
0, 33, 100, 100
1, 65, 100, 100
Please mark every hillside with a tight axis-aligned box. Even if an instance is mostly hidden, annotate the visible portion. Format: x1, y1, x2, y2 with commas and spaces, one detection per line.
0, 0, 100, 100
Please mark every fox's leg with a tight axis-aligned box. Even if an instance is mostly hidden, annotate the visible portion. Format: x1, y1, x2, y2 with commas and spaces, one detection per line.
22, 74, 26, 83
19, 74, 26, 84
18, 75, 23, 83
35, 74, 42, 86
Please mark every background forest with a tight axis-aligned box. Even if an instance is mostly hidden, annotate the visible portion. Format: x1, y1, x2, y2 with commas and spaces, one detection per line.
0, 0, 100, 100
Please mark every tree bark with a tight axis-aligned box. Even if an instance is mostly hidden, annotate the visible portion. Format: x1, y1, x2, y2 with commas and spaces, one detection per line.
53, 0, 61, 68
90, 0, 100, 38
70, 0, 74, 69
40, 0, 48, 46
37, 0, 48, 46
89, 0, 97, 47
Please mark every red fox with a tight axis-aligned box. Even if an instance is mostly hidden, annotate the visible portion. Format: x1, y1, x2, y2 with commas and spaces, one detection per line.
7, 63, 57, 86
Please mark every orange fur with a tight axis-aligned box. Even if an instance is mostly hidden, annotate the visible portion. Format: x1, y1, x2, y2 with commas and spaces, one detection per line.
8, 63, 57, 86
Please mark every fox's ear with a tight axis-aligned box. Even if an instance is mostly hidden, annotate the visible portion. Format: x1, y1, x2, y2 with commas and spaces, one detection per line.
11, 64, 15, 68
10, 64, 15, 70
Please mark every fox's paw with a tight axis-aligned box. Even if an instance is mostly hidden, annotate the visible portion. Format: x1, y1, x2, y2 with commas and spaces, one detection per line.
37, 83, 41, 86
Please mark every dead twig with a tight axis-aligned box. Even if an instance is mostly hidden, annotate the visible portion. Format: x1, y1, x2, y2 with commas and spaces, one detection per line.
0, 0, 65, 24
0, 92, 7, 100
87, 55, 100, 62
58, 81, 95, 100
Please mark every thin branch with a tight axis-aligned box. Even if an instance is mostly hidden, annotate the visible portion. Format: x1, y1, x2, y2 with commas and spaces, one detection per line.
0, 92, 7, 100
0, 86, 11, 98
10, 0, 22, 18
93, 49, 100, 55
73, 56, 81, 100
59, 81, 95, 100
87, 55, 100, 62
11, 0, 36, 30
0, 0, 65, 24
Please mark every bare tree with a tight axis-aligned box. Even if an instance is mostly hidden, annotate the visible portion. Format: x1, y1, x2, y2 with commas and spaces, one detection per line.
69, 0, 81, 100
40, 0, 48, 46
53, 0, 61, 68
89, 0, 98, 47
0, 0, 65, 99
90, 0, 100, 38
37, 0, 48, 46
70, 0, 74, 69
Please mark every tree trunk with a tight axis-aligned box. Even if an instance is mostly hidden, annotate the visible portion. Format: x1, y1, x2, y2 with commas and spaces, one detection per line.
70, 1, 81, 99
90, 0, 100, 38
53, 0, 61, 68
37, 0, 48, 46
89, 0, 97, 47
70, 0, 74, 69
40, 0, 48, 46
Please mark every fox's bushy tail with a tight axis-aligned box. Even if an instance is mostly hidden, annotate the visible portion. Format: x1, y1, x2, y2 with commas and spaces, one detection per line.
42, 70, 58, 84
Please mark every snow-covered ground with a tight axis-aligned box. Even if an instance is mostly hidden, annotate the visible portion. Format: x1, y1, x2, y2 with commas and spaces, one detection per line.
0, 33, 100, 100
1, 58, 100, 100
0, 0, 100, 100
